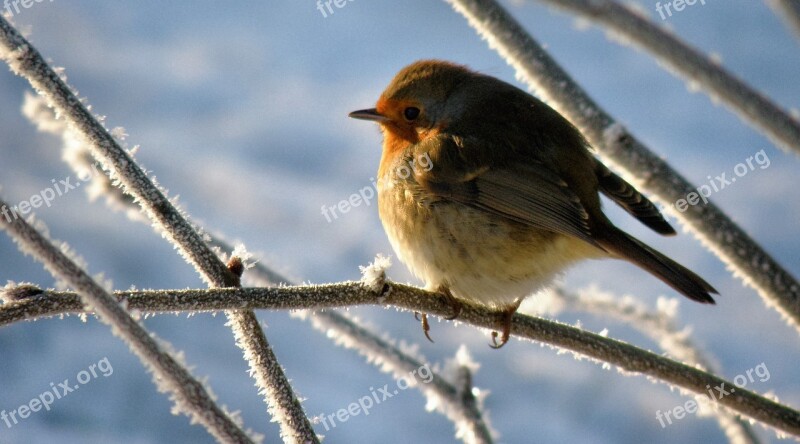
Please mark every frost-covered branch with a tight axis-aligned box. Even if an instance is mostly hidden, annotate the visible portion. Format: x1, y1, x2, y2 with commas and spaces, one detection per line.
20, 91, 493, 444
450, 348, 488, 442
446, 0, 800, 335
543, 288, 760, 444
0, 17, 235, 288
766, 0, 800, 41
297, 311, 496, 444
0, 199, 256, 443
242, 255, 496, 443
3, 282, 800, 438
528, 0, 800, 155
230, 309, 318, 444
0, 16, 318, 443
543, 289, 710, 366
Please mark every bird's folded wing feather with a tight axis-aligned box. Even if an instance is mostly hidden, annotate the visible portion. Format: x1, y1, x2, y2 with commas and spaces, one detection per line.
414, 135, 599, 247
594, 162, 676, 236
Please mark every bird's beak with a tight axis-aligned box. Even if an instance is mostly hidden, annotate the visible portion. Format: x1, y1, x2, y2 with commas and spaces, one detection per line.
348, 108, 390, 123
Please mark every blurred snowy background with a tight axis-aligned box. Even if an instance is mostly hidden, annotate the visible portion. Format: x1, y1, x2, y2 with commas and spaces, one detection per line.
1, 1, 798, 443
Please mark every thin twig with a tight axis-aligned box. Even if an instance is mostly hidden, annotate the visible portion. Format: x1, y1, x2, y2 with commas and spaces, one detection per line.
229, 242, 496, 444
298, 311, 496, 444
446, 0, 800, 334
2, 283, 799, 438
528, 0, 800, 155
0, 199, 255, 443
0, 15, 318, 443
550, 288, 761, 444
766, 0, 800, 41
241, 255, 496, 443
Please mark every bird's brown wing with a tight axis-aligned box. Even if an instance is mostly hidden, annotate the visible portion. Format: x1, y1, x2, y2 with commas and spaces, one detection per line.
594, 162, 676, 236
412, 135, 600, 248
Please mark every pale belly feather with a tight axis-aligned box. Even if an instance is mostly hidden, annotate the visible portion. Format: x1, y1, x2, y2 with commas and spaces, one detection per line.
378, 179, 604, 310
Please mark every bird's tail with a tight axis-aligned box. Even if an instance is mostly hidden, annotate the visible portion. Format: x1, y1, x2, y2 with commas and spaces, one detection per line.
595, 227, 717, 304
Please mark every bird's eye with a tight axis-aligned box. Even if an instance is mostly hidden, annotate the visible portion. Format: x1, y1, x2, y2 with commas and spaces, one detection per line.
403, 107, 420, 121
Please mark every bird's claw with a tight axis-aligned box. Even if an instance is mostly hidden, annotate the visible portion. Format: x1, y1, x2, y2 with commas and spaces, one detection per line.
419, 313, 434, 343
415, 288, 464, 343
489, 303, 519, 349
438, 286, 463, 320
443, 296, 463, 321
490, 329, 509, 349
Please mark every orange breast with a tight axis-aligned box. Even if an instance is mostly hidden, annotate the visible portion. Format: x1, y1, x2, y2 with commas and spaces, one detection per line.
379, 126, 416, 177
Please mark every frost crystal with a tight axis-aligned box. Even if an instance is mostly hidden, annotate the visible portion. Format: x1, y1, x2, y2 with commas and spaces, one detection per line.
359, 254, 392, 293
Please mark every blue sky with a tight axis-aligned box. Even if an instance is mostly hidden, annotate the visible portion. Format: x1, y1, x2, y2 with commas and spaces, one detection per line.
1, 1, 798, 443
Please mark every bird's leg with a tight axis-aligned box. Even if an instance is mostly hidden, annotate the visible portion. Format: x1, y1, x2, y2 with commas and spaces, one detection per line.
490, 301, 521, 349
437, 285, 463, 320
414, 286, 462, 343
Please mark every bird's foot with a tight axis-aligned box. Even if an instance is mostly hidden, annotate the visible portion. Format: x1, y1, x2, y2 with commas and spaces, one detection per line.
438, 286, 463, 321
490, 302, 520, 349
414, 286, 464, 343
415, 312, 434, 343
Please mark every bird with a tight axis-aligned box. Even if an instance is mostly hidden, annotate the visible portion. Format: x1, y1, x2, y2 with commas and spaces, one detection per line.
349, 60, 716, 347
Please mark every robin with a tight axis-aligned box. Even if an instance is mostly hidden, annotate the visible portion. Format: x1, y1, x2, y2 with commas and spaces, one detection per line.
349, 60, 716, 347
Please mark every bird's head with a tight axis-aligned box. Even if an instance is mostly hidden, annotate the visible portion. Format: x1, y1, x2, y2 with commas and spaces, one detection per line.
349, 60, 472, 148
